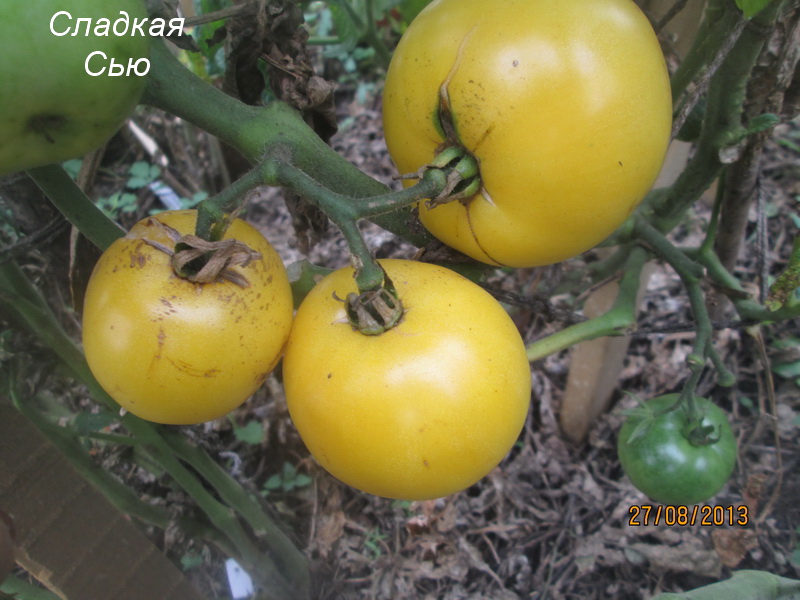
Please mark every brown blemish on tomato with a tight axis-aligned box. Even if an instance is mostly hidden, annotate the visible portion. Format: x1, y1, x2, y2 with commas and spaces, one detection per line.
156, 328, 166, 355
167, 357, 221, 378
129, 249, 149, 268
148, 327, 166, 373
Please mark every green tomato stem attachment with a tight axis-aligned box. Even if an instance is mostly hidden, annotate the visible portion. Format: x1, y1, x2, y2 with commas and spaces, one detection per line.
399, 145, 482, 207
685, 421, 723, 447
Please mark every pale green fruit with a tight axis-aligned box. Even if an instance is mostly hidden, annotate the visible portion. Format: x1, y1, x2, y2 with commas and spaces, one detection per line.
0, 0, 150, 175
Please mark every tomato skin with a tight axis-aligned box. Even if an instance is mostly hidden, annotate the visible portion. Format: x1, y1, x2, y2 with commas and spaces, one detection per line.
382, 0, 672, 267
82, 210, 293, 425
282, 259, 531, 500
617, 395, 737, 505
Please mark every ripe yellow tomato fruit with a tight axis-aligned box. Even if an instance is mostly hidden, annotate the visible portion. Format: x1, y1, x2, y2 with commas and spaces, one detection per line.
82, 210, 293, 425
282, 259, 531, 500
382, 0, 672, 267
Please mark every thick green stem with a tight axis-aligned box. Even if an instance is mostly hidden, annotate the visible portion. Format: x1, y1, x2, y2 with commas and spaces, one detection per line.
26, 165, 124, 251
649, 0, 780, 231
142, 37, 430, 247
525, 247, 647, 362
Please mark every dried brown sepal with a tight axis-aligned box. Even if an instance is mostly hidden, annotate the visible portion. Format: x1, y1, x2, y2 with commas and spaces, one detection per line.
334, 273, 405, 336
171, 235, 262, 286
136, 219, 261, 287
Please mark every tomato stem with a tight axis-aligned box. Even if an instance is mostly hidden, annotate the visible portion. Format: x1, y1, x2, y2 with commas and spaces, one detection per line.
263, 158, 447, 295
633, 216, 735, 412
142, 37, 432, 247
525, 247, 648, 361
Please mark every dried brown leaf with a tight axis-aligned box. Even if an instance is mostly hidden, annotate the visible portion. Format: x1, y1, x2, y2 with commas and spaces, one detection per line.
711, 527, 759, 568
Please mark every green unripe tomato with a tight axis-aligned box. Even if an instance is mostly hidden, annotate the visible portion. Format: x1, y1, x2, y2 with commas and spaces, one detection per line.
0, 0, 150, 175
617, 394, 737, 505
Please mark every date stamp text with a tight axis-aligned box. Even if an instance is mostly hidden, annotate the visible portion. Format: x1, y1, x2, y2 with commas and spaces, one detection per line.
628, 504, 749, 527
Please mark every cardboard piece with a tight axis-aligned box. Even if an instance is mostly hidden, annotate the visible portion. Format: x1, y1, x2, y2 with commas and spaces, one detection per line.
0, 403, 208, 600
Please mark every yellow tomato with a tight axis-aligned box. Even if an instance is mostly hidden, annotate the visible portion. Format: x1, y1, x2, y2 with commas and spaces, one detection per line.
82, 210, 293, 425
282, 259, 531, 500
382, 0, 672, 267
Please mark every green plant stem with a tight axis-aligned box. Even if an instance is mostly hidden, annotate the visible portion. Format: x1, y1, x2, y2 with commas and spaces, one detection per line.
668, 0, 720, 103
128, 425, 305, 599
160, 429, 310, 592
194, 165, 269, 241
699, 246, 800, 322
195, 155, 445, 291
363, 0, 392, 69
26, 165, 124, 251
142, 37, 430, 247
648, 0, 780, 231
634, 217, 735, 398
268, 160, 446, 291
525, 247, 647, 362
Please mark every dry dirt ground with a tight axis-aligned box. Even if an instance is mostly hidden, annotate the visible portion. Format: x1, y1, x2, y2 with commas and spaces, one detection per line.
3, 91, 799, 600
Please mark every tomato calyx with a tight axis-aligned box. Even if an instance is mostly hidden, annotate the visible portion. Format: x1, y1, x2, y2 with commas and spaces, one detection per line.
684, 421, 724, 447
399, 145, 481, 207
337, 274, 404, 336
623, 393, 726, 448
172, 235, 262, 286
137, 217, 262, 286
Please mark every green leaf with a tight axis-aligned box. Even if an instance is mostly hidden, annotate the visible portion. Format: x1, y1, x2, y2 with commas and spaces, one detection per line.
747, 113, 780, 135
129, 161, 152, 178
293, 474, 313, 488
127, 162, 160, 189
735, 0, 774, 18
773, 361, 800, 379
263, 473, 283, 491
233, 421, 265, 445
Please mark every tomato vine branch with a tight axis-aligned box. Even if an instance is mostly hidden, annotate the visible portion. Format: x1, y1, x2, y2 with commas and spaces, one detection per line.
634, 216, 735, 405
649, 0, 781, 230
142, 37, 432, 248
525, 247, 648, 362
